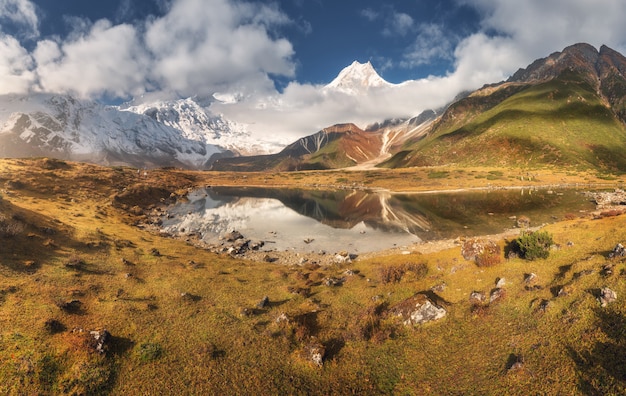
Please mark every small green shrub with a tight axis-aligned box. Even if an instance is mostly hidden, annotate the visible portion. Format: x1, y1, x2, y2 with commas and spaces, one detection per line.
137, 342, 163, 363
427, 171, 450, 179
512, 231, 554, 260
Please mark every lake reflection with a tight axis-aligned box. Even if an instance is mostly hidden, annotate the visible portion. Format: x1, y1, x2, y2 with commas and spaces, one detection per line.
161, 187, 596, 253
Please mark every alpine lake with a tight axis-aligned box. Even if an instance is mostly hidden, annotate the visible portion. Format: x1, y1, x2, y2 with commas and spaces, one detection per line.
160, 186, 598, 254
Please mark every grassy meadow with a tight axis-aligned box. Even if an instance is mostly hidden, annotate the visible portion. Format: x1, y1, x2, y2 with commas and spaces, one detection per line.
1, 158, 626, 394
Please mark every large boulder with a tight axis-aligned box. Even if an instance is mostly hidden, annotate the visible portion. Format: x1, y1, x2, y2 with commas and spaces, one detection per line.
389, 294, 446, 326
599, 287, 617, 307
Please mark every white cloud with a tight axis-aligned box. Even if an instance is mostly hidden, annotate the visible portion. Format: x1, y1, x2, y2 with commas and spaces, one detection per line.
144, 0, 294, 97
34, 20, 149, 99
458, 0, 626, 67
2, 0, 626, 150
0, 34, 35, 93
401, 23, 455, 67
360, 8, 379, 22
382, 12, 414, 37
0, 0, 39, 38
217, 0, 626, 147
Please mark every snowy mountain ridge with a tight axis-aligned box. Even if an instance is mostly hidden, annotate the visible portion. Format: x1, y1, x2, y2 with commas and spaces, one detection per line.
0, 93, 223, 169
0, 60, 412, 169
120, 97, 260, 154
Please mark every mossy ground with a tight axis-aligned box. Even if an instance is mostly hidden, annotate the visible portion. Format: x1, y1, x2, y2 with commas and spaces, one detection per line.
1, 158, 626, 394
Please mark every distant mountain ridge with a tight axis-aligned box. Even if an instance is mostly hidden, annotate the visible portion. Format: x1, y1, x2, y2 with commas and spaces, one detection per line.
383, 43, 626, 170
3, 43, 626, 172
0, 94, 224, 169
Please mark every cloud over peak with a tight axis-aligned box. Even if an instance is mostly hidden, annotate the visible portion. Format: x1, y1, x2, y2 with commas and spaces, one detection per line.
0, 0, 296, 99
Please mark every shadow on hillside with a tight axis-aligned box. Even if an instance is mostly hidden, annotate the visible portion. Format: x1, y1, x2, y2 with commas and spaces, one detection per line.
0, 199, 93, 274
567, 308, 626, 395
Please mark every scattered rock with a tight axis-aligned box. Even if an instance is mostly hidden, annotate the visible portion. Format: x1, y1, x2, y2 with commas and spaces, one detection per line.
390, 293, 447, 326
303, 238, 314, 244
304, 338, 325, 367
601, 263, 615, 277
495, 277, 506, 288
150, 248, 161, 257
65, 256, 86, 270
608, 243, 626, 259
223, 230, 244, 242
588, 189, 626, 209
287, 286, 311, 297
469, 291, 486, 305
431, 282, 447, 293
506, 353, 525, 372
537, 299, 551, 313
599, 287, 617, 307
257, 296, 270, 309
516, 216, 531, 228
524, 273, 538, 284
263, 255, 278, 263
555, 285, 573, 297
333, 251, 352, 264
180, 292, 201, 302
323, 277, 345, 287
249, 241, 264, 251
275, 312, 290, 323
461, 238, 501, 266
489, 288, 506, 304
89, 329, 111, 354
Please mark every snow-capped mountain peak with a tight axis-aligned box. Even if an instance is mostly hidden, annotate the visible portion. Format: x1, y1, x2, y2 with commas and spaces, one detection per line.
0, 93, 223, 169
119, 97, 276, 155
326, 61, 392, 94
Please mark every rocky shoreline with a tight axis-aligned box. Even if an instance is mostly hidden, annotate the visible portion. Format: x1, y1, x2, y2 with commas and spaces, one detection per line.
135, 188, 626, 265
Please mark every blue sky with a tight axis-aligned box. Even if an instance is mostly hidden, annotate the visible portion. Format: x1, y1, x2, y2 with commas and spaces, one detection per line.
18, 0, 480, 86
2, 0, 626, 141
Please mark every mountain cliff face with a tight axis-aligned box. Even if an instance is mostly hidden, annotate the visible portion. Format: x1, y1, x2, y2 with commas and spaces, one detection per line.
210, 123, 384, 171
384, 43, 626, 171
120, 97, 269, 155
0, 94, 223, 169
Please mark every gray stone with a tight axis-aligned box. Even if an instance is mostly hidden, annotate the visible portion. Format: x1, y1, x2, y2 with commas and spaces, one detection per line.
304, 338, 325, 367
257, 296, 270, 309
390, 294, 447, 325
489, 288, 506, 304
599, 287, 617, 307
89, 329, 111, 354
469, 291, 486, 305
608, 243, 626, 259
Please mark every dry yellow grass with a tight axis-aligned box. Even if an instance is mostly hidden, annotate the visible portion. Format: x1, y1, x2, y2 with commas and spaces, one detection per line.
0, 158, 625, 395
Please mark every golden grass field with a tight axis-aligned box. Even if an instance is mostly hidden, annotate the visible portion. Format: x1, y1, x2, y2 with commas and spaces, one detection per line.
1, 157, 626, 395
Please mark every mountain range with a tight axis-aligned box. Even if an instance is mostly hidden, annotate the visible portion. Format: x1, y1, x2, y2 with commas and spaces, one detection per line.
2, 43, 626, 172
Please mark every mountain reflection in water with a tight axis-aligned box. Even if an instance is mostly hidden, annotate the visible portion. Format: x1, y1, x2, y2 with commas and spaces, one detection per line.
161, 187, 596, 253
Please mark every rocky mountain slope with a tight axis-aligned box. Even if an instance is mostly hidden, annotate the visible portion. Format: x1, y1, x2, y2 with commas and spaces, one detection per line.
0, 94, 224, 169
210, 113, 437, 172
383, 43, 626, 171
120, 97, 271, 155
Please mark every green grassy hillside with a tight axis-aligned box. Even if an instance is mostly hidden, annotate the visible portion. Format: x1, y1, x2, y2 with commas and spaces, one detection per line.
2, 158, 626, 394
388, 71, 626, 172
